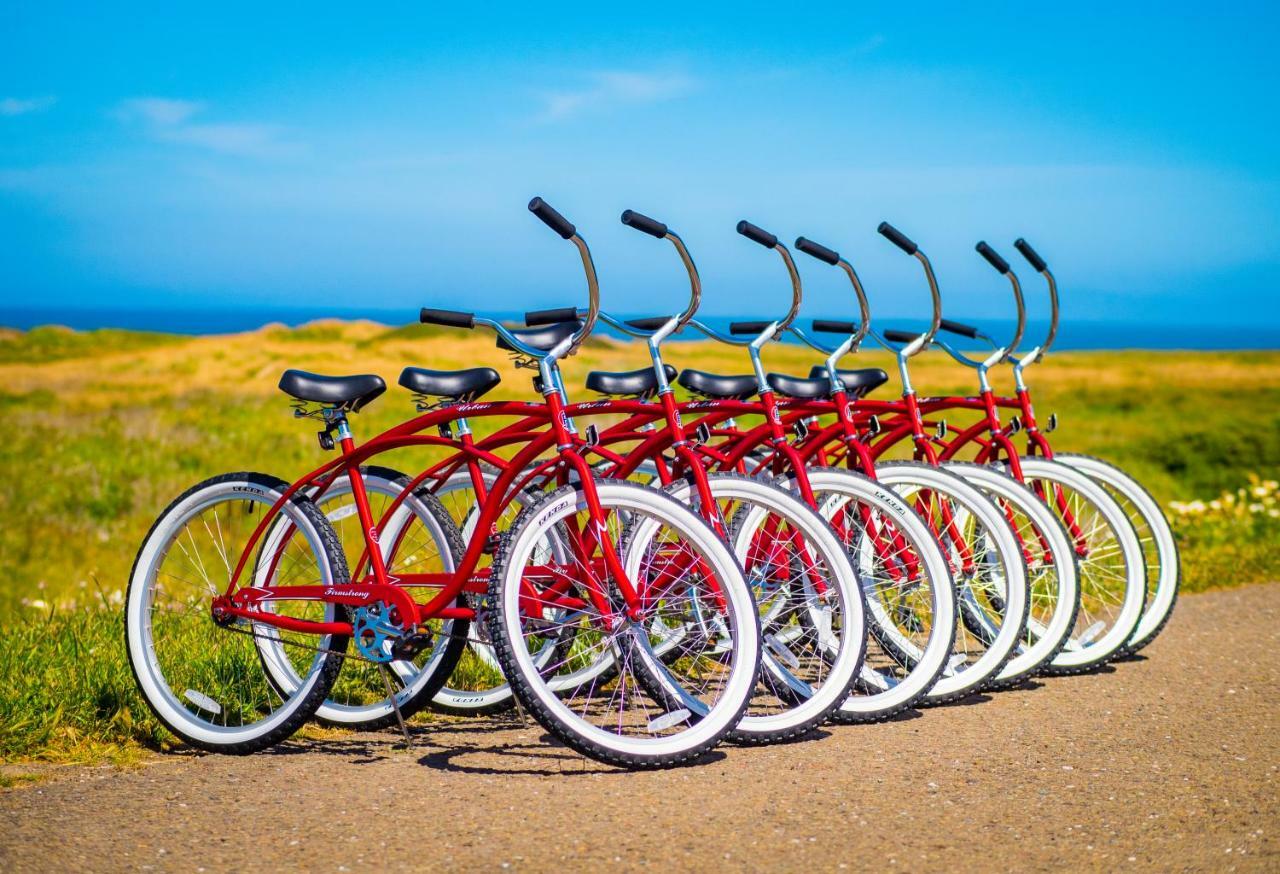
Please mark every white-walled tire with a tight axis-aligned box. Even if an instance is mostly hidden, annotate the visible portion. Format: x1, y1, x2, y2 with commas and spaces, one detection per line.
429, 468, 612, 715
1055, 453, 1180, 652
486, 481, 761, 768
663, 474, 866, 744
797, 468, 958, 721
1017, 457, 1147, 672
869, 463, 1028, 703
272, 467, 468, 729
941, 462, 1080, 685
125, 473, 345, 754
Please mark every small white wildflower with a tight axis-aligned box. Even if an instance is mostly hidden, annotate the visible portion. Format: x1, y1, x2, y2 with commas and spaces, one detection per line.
1249, 503, 1265, 513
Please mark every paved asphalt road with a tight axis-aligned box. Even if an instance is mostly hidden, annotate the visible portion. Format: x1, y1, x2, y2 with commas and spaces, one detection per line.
2, 584, 1277, 872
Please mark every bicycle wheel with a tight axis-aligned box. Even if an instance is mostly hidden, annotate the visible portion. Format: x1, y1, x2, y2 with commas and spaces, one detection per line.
798, 467, 958, 721
1018, 457, 1146, 672
125, 473, 346, 753
487, 481, 761, 768
268, 466, 467, 730
869, 463, 1028, 703
663, 473, 865, 745
1055, 453, 1180, 653
429, 467, 605, 715
941, 462, 1080, 685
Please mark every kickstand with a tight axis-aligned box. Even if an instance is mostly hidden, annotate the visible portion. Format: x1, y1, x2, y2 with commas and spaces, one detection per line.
511, 693, 529, 728
379, 665, 413, 749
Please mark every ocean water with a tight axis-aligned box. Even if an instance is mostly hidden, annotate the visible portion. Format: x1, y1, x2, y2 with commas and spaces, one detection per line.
1, 306, 1278, 351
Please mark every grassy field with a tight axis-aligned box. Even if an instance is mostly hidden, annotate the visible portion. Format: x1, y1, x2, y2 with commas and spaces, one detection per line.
2, 321, 1278, 764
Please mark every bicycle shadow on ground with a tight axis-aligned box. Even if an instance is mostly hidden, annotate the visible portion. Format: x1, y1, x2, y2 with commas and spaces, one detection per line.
929, 692, 993, 709
416, 738, 729, 776
262, 717, 730, 775
883, 707, 924, 723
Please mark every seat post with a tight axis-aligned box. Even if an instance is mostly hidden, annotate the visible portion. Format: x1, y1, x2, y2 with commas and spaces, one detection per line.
328, 408, 393, 586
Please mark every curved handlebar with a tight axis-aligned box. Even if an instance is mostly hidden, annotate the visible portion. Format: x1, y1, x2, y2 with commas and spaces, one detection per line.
883, 329, 923, 345
617, 208, 701, 332
736, 220, 778, 249
526, 196, 599, 358
939, 318, 980, 339
813, 319, 857, 334
877, 222, 918, 256
736, 219, 802, 335
876, 221, 940, 357
975, 241, 1010, 275
525, 306, 578, 327
528, 196, 575, 239
1014, 238, 1047, 272
730, 320, 771, 335
966, 241, 1025, 365
420, 308, 476, 329
1013, 237, 1058, 364
795, 236, 839, 265
794, 233, 871, 350
620, 209, 667, 239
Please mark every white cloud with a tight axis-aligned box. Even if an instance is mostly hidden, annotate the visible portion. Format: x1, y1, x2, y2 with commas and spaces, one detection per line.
117, 97, 203, 125
1, 96, 56, 116
536, 70, 696, 122
116, 96, 297, 159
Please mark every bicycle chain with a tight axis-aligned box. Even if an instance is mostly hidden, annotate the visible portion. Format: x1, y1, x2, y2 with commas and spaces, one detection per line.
217, 621, 493, 662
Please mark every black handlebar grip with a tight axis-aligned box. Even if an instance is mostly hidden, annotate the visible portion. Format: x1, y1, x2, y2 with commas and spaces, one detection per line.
975, 241, 1011, 275
730, 320, 772, 335
883, 329, 923, 344
1014, 238, 1048, 272
525, 307, 579, 326
795, 237, 840, 265
625, 316, 674, 330
939, 318, 980, 339
736, 220, 779, 249
877, 222, 918, 256
528, 196, 576, 239
812, 319, 857, 334
420, 308, 475, 329
620, 209, 668, 239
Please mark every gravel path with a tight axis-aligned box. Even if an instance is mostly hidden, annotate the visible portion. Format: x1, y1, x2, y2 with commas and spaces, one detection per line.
3, 584, 1277, 872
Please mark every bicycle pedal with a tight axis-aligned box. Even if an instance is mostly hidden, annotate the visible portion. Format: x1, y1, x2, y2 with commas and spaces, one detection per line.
390, 631, 433, 661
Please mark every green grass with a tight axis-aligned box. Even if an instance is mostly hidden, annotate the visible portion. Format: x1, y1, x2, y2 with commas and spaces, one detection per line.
1, 322, 1277, 763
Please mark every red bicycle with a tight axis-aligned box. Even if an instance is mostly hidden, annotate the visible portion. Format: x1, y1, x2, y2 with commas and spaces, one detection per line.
125, 198, 763, 768
666, 224, 1057, 701
907, 238, 1179, 654
796, 226, 1144, 672
367, 208, 872, 745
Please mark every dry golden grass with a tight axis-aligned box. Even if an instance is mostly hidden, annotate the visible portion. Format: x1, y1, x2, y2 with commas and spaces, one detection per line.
1, 321, 1277, 763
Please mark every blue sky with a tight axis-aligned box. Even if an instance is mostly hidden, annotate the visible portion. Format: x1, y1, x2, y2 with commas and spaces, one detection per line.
2, 2, 1278, 326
